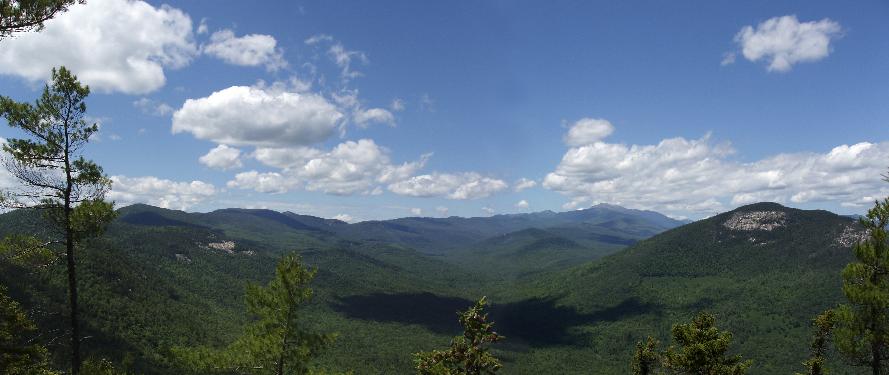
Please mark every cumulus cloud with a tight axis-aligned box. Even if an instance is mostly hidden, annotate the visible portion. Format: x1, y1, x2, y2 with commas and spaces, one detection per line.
544, 119, 889, 217
481, 206, 495, 215
354, 108, 395, 127
436, 206, 449, 216
388, 172, 508, 200
172, 85, 343, 147
109, 176, 216, 210
564, 118, 614, 146
515, 200, 529, 209
227, 171, 298, 194
204, 29, 287, 71
733, 15, 842, 72
199, 145, 243, 170
0, 0, 197, 94
133, 97, 174, 116
514, 178, 537, 192
410, 207, 423, 216
230, 139, 429, 196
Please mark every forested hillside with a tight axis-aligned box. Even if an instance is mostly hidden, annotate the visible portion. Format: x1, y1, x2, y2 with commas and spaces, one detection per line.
0, 202, 866, 374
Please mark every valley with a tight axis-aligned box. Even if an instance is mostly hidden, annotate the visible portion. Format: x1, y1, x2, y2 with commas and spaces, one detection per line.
0, 202, 863, 374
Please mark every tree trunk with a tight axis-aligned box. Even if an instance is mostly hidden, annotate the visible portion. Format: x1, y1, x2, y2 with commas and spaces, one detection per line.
65, 219, 80, 375
873, 340, 882, 375
63, 121, 80, 374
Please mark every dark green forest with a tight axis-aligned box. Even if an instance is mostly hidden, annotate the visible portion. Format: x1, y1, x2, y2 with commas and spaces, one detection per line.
0, 199, 874, 374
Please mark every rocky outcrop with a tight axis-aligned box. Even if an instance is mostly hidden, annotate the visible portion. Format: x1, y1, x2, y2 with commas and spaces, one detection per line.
836, 225, 868, 248
206, 240, 236, 254
723, 211, 787, 231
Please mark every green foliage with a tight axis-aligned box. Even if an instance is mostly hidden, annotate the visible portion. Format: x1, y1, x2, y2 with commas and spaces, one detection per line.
798, 309, 837, 375
0, 66, 114, 374
0, 202, 865, 374
0, 0, 80, 37
632, 336, 661, 375
176, 253, 336, 375
0, 284, 58, 375
415, 296, 503, 375
834, 197, 889, 374
80, 358, 125, 375
661, 312, 752, 374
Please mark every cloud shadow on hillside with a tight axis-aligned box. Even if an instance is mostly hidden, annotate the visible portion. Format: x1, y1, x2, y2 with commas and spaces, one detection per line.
330, 292, 662, 346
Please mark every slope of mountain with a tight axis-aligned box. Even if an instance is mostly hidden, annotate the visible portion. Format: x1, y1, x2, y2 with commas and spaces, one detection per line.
490, 202, 863, 374
0, 202, 865, 374
444, 227, 626, 282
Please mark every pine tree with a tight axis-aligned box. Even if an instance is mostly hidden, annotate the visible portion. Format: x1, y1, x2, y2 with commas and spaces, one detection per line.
661, 312, 752, 374
414, 296, 504, 375
632, 336, 661, 375
834, 197, 889, 375
0, 66, 116, 374
0, 284, 58, 375
175, 253, 336, 375
797, 309, 837, 375
0, 0, 81, 38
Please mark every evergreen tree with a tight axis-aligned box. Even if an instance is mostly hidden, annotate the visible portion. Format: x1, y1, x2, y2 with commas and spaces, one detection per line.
414, 296, 504, 375
834, 197, 889, 375
797, 309, 837, 375
661, 312, 752, 375
175, 253, 336, 375
0, 284, 58, 375
0, 66, 116, 374
632, 336, 661, 375
0, 0, 80, 38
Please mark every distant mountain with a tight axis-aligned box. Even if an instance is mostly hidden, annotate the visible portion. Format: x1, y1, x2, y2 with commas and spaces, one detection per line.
329, 203, 686, 254
0, 202, 862, 374
504, 202, 863, 374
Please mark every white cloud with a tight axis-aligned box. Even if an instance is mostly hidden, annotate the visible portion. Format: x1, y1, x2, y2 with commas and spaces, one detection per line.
172, 85, 343, 147
515, 200, 529, 209
231, 139, 429, 196
514, 178, 537, 192
720, 52, 736, 66
420, 94, 435, 112
133, 97, 174, 116
544, 119, 889, 218
204, 29, 287, 71
0, 0, 197, 94
481, 206, 495, 215
332, 89, 397, 128
252, 146, 322, 169
354, 108, 395, 127
199, 145, 243, 170
328, 43, 368, 81
333, 213, 354, 223
564, 118, 614, 146
109, 176, 216, 210
436, 206, 449, 216
300, 140, 426, 195
196, 18, 208, 35
391, 98, 405, 112
227, 171, 298, 194
734, 15, 842, 72
304, 34, 333, 45
388, 172, 508, 200
410, 207, 423, 216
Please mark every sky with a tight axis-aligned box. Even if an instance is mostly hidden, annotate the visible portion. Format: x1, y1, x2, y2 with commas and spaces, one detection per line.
0, 0, 887, 222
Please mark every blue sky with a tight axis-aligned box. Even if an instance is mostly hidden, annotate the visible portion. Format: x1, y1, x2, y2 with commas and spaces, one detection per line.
0, 0, 887, 221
